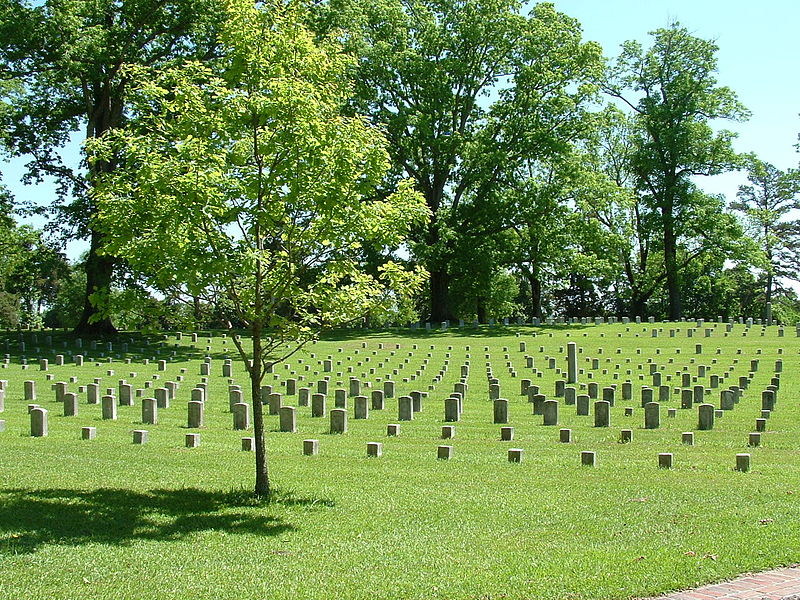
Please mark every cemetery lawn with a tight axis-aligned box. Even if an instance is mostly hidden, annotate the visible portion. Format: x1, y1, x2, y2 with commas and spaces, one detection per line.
0, 323, 798, 600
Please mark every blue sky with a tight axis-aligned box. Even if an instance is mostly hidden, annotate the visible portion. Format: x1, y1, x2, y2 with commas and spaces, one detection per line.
2, 0, 799, 261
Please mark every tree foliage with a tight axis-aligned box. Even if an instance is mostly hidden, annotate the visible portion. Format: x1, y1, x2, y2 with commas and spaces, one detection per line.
87, 0, 428, 496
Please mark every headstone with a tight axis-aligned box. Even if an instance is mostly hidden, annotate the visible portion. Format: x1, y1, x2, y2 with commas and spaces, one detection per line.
620, 429, 633, 443
658, 453, 674, 469
493, 398, 509, 424
748, 432, 761, 447
576, 395, 590, 416
567, 342, 577, 383
581, 450, 596, 467
594, 400, 610, 427
188, 400, 204, 428
232, 403, 251, 430
133, 430, 148, 444
30, 407, 48, 437
303, 439, 319, 455
559, 428, 572, 443
354, 396, 369, 419
697, 403, 714, 430
543, 400, 558, 426
142, 397, 158, 424
279, 406, 297, 432
311, 393, 326, 417
681, 432, 694, 445
437, 445, 454, 460
81, 426, 96, 440
101, 395, 117, 420
241, 438, 255, 452
330, 408, 347, 433
367, 442, 383, 457
644, 402, 660, 429
63, 392, 78, 417
735, 453, 751, 472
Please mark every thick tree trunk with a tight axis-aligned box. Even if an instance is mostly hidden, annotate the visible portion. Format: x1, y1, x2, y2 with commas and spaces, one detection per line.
630, 293, 647, 319
476, 301, 487, 324
663, 206, 681, 321
429, 269, 454, 322
251, 329, 270, 498
528, 274, 542, 320
74, 228, 117, 335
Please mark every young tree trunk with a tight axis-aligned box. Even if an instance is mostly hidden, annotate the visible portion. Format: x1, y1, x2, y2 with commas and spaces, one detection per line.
250, 327, 270, 498
74, 228, 117, 335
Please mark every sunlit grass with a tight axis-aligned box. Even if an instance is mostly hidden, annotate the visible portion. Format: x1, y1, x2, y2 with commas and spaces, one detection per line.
0, 322, 797, 599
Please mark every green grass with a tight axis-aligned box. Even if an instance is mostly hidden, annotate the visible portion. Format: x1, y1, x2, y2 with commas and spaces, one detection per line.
0, 322, 798, 599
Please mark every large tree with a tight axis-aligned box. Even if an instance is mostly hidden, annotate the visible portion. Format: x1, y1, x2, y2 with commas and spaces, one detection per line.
315, 0, 602, 321
0, 0, 221, 334
731, 155, 800, 316
604, 23, 748, 320
88, 0, 428, 497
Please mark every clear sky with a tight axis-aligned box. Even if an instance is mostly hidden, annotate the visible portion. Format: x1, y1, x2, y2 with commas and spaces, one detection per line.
2, 0, 799, 260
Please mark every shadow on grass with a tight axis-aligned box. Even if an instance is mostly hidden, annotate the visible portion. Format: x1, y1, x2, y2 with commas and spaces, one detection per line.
0, 486, 332, 555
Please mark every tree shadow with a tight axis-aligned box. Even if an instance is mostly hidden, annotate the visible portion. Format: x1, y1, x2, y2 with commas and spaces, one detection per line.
0, 486, 332, 555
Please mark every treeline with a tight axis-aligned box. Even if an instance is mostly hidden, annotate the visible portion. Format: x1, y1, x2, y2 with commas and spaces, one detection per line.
1, 0, 798, 331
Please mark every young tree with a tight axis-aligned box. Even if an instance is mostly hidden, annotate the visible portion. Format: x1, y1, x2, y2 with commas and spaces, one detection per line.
0, 0, 221, 334
731, 156, 800, 315
87, 0, 428, 498
605, 23, 749, 319
315, 0, 602, 321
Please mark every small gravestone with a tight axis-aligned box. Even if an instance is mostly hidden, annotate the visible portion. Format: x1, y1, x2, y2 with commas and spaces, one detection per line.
559, 428, 572, 443
735, 453, 751, 472
761, 389, 775, 412
748, 432, 761, 447
437, 445, 454, 460
387, 424, 400, 436
500, 426, 514, 441
303, 439, 319, 455
658, 453, 673, 469
81, 426, 96, 440
184, 433, 200, 447
441, 425, 455, 439
581, 450, 596, 467
366, 441, 383, 458
682, 432, 694, 445
755, 418, 767, 432
133, 430, 148, 444
241, 438, 255, 452
620, 429, 632, 443
508, 448, 524, 463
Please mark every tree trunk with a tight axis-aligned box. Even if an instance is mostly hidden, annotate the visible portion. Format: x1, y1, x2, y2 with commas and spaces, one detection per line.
250, 329, 270, 498
476, 301, 487, 324
74, 228, 117, 335
528, 274, 542, 320
663, 209, 681, 320
429, 269, 454, 322
630, 292, 647, 319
